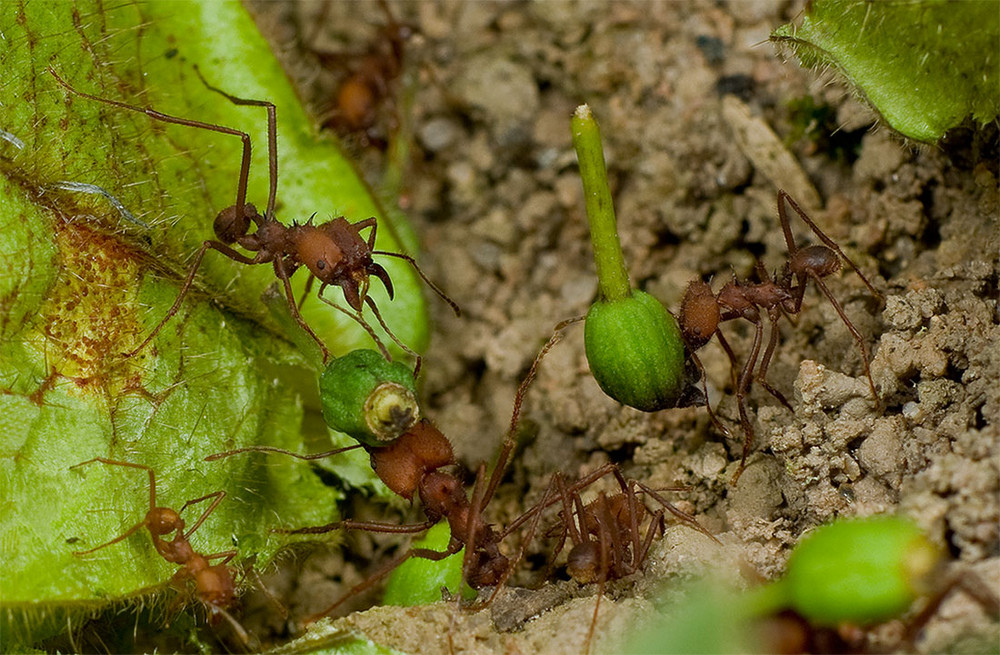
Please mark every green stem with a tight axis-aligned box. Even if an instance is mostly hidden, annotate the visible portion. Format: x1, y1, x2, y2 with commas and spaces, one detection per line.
572, 104, 631, 302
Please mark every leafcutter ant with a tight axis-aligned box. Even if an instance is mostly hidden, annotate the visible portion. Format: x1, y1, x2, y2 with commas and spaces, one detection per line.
69, 458, 251, 644
679, 190, 884, 482
49, 68, 457, 366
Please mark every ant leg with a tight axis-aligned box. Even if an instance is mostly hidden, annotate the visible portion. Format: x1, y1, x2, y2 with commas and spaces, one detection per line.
689, 351, 737, 441
755, 312, 793, 411
374, 250, 462, 316
205, 443, 363, 462
777, 190, 884, 302
274, 257, 331, 363
732, 320, 764, 485
365, 296, 421, 377
193, 66, 279, 221
298, 273, 316, 312
275, 518, 436, 536
124, 240, 263, 358
178, 490, 226, 541
483, 318, 582, 509
316, 286, 392, 361
715, 330, 741, 392
811, 275, 880, 408
50, 68, 255, 216
201, 549, 238, 566
69, 458, 157, 555
304, 543, 461, 624
631, 480, 720, 544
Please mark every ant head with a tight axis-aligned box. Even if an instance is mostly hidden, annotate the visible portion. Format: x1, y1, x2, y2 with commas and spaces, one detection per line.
214, 203, 259, 243
146, 507, 184, 537
790, 245, 841, 280
680, 280, 720, 349
566, 541, 601, 584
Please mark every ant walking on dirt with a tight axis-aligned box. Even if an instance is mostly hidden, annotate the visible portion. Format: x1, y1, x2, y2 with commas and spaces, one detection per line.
679, 190, 884, 482
500, 466, 721, 654
304, 0, 414, 148
49, 68, 457, 366
69, 458, 253, 644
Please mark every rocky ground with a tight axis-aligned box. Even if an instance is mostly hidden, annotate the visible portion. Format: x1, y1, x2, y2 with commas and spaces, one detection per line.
241, 2, 999, 653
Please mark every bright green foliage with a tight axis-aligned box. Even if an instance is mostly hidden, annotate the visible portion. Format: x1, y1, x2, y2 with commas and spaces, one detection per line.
778, 516, 940, 625
0, 0, 428, 648
585, 292, 687, 412
773, 0, 1000, 143
627, 516, 946, 653
382, 522, 470, 606
320, 350, 419, 446
572, 105, 687, 412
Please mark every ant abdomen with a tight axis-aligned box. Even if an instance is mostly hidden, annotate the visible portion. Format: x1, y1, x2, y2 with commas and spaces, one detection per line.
566, 541, 601, 584
680, 280, 720, 349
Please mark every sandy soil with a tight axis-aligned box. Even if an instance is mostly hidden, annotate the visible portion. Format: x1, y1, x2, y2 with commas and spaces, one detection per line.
241, 2, 999, 653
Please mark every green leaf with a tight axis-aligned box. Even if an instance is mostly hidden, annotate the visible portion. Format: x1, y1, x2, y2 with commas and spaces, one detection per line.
0, 0, 425, 647
772, 0, 1000, 143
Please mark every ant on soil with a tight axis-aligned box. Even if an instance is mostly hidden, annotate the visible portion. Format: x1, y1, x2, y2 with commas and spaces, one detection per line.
509, 468, 721, 654
679, 190, 884, 482
304, 0, 414, 149
69, 458, 255, 645
49, 68, 457, 367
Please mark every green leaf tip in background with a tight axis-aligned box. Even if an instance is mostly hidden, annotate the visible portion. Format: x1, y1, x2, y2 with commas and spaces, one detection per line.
0, 0, 428, 648
772, 0, 1000, 143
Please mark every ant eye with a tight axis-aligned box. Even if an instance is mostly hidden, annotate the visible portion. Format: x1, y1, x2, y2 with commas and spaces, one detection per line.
317, 260, 326, 270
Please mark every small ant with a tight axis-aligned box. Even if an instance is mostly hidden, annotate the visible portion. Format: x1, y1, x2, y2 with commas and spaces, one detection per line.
679, 190, 884, 482
49, 68, 457, 366
306, 0, 414, 148
69, 458, 250, 644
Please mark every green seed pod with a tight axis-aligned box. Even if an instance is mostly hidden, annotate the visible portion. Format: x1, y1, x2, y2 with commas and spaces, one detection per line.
783, 516, 941, 626
585, 290, 687, 412
319, 350, 420, 447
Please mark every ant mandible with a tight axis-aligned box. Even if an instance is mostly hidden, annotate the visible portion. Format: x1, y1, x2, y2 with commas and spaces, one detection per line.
679, 190, 884, 482
69, 458, 250, 643
49, 68, 457, 366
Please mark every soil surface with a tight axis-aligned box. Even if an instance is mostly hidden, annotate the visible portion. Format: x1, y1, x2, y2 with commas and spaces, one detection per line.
243, 2, 999, 653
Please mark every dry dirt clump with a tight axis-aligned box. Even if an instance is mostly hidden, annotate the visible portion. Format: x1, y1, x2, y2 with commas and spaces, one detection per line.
245, 2, 999, 653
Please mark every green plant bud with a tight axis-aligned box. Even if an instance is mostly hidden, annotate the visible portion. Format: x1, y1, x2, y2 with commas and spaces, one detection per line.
782, 516, 941, 626
320, 349, 420, 446
382, 523, 473, 606
585, 290, 687, 412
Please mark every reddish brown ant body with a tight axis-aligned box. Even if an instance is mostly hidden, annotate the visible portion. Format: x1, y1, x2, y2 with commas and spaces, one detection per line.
49, 68, 456, 366
306, 0, 413, 148
679, 190, 884, 482
69, 458, 249, 642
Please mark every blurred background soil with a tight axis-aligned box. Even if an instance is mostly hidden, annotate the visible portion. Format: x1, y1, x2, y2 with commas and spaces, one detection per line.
243, 1, 999, 653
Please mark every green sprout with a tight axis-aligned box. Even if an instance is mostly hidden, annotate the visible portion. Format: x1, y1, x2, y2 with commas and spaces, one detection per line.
572, 105, 687, 412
